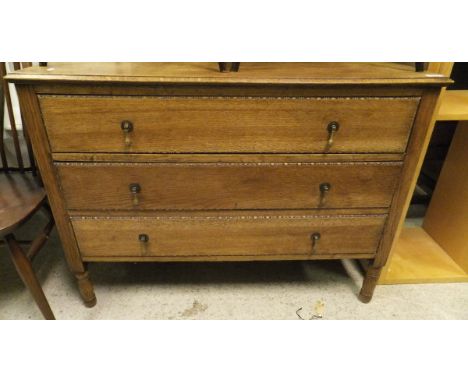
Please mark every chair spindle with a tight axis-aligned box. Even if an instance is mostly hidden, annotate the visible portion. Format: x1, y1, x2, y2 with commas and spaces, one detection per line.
1, 62, 24, 172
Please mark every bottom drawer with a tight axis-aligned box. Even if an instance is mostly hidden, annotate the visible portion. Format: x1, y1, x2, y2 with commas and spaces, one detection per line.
71, 213, 386, 260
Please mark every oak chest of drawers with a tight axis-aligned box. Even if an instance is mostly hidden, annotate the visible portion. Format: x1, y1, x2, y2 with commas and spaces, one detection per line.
8, 63, 449, 307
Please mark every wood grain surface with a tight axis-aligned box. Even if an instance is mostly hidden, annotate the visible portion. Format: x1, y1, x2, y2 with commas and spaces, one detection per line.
72, 213, 386, 259
40, 96, 419, 154
56, 161, 402, 211
423, 123, 468, 272
51, 152, 405, 163
6, 62, 452, 86
0, 173, 45, 234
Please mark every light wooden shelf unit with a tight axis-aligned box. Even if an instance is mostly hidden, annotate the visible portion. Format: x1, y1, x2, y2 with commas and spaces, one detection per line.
380, 227, 468, 284
379, 63, 468, 285
438, 90, 468, 121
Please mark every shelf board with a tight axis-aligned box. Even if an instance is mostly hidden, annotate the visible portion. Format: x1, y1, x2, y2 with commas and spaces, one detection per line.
379, 226, 468, 285
437, 90, 468, 121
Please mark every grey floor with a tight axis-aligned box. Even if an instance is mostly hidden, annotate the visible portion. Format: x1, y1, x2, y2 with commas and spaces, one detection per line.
1, 211, 467, 320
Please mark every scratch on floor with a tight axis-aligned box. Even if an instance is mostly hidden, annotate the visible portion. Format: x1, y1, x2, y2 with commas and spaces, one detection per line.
180, 300, 208, 318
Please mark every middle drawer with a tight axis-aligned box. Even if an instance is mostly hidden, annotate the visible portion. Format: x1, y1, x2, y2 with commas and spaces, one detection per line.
56, 162, 401, 211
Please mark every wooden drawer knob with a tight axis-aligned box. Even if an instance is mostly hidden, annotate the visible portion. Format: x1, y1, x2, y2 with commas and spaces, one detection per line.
121, 120, 134, 147
129, 183, 141, 206
139, 233, 149, 255
311, 232, 321, 254
319, 182, 331, 207
326, 121, 340, 148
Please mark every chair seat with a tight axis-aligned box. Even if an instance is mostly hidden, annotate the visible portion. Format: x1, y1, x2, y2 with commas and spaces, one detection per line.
0, 172, 46, 235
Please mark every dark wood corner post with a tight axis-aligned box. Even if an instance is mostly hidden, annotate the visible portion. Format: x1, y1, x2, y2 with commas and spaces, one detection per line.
359, 265, 383, 303
15, 84, 96, 307
359, 88, 442, 303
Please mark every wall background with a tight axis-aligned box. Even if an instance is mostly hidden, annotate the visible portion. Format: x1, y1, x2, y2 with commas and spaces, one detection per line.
2, 62, 39, 132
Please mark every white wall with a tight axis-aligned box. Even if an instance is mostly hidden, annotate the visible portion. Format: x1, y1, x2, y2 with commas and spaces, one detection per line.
3, 62, 38, 131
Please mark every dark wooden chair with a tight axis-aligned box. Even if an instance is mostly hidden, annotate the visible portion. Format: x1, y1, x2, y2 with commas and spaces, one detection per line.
1, 62, 55, 320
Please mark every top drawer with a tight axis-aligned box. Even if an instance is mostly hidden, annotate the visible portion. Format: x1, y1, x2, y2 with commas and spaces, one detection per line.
39, 96, 419, 154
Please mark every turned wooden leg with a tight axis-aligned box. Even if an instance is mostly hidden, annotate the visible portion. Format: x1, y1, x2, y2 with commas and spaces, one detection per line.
75, 269, 97, 307
5, 234, 55, 320
359, 264, 382, 303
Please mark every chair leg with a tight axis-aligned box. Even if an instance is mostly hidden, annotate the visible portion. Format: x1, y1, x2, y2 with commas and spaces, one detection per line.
5, 234, 55, 320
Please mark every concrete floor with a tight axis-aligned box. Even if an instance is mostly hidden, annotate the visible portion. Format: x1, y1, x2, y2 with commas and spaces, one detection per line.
1, 212, 467, 320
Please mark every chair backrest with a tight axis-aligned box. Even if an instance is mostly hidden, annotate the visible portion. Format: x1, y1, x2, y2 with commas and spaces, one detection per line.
0, 62, 36, 174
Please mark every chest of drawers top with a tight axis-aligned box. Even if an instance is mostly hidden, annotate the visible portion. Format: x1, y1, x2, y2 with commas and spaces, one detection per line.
7, 62, 449, 86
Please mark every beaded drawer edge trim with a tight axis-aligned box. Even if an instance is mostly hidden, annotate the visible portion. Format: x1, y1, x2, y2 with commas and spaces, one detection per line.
39, 95, 421, 101
56, 161, 403, 168
70, 214, 388, 221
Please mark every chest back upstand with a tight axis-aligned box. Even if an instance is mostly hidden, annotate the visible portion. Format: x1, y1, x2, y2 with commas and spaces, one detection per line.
8, 63, 449, 307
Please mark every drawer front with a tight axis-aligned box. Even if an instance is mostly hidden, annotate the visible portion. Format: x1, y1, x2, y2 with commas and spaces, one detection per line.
71, 214, 386, 259
40, 96, 419, 154
57, 162, 402, 211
